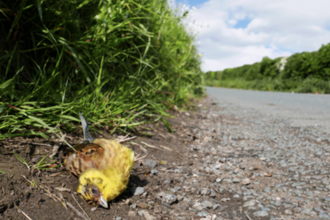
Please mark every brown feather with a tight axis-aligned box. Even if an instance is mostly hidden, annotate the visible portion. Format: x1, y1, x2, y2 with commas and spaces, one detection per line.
64, 143, 105, 177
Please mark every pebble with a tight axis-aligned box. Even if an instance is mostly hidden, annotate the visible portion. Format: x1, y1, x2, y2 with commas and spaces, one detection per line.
243, 200, 256, 207
160, 193, 177, 205
150, 169, 159, 175
107, 99, 330, 219
130, 187, 145, 196
253, 210, 268, 217
202, 200, 213, 209
242, 178, 251, 185
144, 159, 157, 168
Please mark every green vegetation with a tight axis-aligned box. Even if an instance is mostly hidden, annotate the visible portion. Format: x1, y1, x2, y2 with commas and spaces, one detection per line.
0, 0, 203, 139
204, 43, 330, 93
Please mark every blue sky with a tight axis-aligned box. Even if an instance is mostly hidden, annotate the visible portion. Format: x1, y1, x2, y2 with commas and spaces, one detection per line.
175, 0, 330, 72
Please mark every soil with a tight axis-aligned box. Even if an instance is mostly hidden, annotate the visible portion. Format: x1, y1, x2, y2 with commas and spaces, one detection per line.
1, 100, 213, 220
0, 97, 326, 220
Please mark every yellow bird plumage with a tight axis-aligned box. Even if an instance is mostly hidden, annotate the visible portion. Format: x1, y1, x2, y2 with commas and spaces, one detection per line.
64, 113, 134, 208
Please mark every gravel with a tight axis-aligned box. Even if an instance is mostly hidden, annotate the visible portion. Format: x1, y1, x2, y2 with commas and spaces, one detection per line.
116, 95, 330, 220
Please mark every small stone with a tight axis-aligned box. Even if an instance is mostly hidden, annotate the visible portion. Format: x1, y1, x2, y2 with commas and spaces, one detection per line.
141, 192, 148, 198
213, 204, 220, 211
157, 193, 177, 205
164, 179, 171, 184
242, 178, 251, 185
264, 172, 272, 177
143, 211, 155, 220
115, 217, 122, 220
216, 178, 222, 183
150, 169, 159, 175
233, 178, 241, 183
144, 159, 157, 168
138, 210, 146, 217
201, 188, 211, 195
219, 158, 227, 163
202, 200, 213, 209
284, 209, 292, 215
130, 187, 145, 196
209, 189, 217, 198
91, 207, 98, 212
177, 195, 184, 201
293, 207, 302, 213
197, 212, 208, 217
243, 200, 256, 207
233, 194, 240, 198
222, 179, 232, 184
128, 211, 136, 217
253, 210, 268, 217
130, 203, 137, 209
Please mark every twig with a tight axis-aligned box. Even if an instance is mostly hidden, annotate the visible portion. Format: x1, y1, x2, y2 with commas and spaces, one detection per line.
49, 143, 61, 158
15, 206, 32, 220
134, 153, 149, 162
141, 141, 162, 150
72, 194, 91, 220
66, 201, 89, 220
31, 142, 52, 146
158, 145, 173, 151
244, 211, 253, 220
130, 141, 147, 152
117, 136, 137, 143
160, 145, 183, 158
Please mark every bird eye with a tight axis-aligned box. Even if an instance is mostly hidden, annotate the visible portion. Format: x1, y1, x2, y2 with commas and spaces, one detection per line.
91, 189, 96, 194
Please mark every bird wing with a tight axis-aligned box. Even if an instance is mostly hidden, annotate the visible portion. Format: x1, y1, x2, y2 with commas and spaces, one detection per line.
64, 143, 105, 177
93, 139, 134, 178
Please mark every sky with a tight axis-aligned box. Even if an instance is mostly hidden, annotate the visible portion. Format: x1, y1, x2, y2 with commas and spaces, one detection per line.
174, 0, 330, 72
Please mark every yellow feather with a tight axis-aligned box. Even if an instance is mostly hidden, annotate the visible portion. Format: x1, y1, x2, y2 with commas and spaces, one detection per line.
75, 139, 134, 204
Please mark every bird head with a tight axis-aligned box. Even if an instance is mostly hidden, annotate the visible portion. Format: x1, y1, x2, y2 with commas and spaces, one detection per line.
77, 169, 109, 208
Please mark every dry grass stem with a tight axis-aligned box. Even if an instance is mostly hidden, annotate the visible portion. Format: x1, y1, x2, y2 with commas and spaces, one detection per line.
141, 141, 162, 150
49, 143, 61, 158
134, 153, 149, 162
15, 206, 32, 220
31, 142, 52, 146
130, 141, 148, 152
117, 136, 137, 143
71, 194, 91, 220
66, 201, 90, 220
158, 145, 173, 151
244, 211, 253, 220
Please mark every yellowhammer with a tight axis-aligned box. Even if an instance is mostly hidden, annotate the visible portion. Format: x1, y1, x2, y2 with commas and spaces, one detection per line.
64, 113, 134, 208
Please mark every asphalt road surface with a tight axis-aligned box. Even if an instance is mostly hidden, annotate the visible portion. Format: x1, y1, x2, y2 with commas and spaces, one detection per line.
206, 87, 330, 134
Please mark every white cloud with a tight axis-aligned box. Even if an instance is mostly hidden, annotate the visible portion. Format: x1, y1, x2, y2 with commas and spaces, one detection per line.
182, 0, 330, 72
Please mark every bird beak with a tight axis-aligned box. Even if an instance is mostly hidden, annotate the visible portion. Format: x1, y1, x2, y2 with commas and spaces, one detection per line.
79, 112, 95, 142
97, 195, 108, 208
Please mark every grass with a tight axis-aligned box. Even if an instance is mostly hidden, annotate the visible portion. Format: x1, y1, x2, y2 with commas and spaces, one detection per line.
204, 77, 330, 94
13, 151, 60, 172
0, 0, 203, 142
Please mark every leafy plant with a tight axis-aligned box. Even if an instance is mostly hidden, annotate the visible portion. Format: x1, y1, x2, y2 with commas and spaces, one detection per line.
0, 0, 203, 139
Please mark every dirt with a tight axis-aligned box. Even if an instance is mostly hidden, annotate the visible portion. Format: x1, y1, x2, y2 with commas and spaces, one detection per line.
0, 98, 290, 220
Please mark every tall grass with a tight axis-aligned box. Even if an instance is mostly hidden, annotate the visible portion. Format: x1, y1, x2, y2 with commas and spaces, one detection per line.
0, 0, 203, 138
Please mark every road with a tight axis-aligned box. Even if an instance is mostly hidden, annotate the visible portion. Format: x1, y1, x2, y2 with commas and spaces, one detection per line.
206, 87, 330, 134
